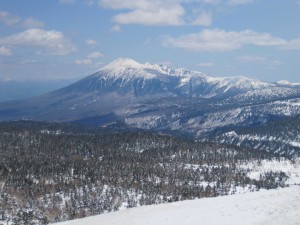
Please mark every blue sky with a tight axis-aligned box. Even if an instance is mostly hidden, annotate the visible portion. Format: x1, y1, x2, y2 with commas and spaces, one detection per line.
0, 0, 300, 82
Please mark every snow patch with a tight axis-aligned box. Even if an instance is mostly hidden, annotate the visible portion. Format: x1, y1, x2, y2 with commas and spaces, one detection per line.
290, 141, 300, 147
241, 158, 300, 185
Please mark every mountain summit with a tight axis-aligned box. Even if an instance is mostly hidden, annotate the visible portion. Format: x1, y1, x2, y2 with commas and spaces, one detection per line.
102, 58, 146, 70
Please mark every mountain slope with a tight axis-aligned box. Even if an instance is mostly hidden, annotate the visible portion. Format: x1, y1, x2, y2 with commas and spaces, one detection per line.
206, 114, 300, 156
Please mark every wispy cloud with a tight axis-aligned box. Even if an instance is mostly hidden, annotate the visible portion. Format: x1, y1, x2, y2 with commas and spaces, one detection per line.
0, 11, 44, 28
0, 11, 21, 26
110, 24, 122, 32
76, 51, 104, 66
85, 0, 97, 6
22, 17, 44, 28
197, 62, 215, 67
0, 46, 12, 56
237, 55, 267, 62
87, 51, 104, 59
281, 38, 300, 50
163, 29, 300, 52
190, 11, 212, 26
86, 39, 97, 46
0, 28, 76, 55
75, 58, 92, 65
227, 0, 254, 5
59, 0, 76, 4
237, 55, 282, 65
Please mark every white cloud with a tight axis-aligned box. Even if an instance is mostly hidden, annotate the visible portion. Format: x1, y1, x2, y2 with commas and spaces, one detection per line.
22, 18, 45, 28
75, 59, 93, 65
99, 0, 216, 26
0, 28, 76, 55
163, 29, 300, 52
0, 11, 21, 26
113, 4, 185, 26
0, 46, 12, 56
87, 51, 104, 59
99, 0, 257, 27
86, 39, 97, 46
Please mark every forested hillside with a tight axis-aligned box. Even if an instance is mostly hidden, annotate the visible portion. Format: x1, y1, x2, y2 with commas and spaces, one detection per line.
0, 121, 291, 224
206, 114, 300, 156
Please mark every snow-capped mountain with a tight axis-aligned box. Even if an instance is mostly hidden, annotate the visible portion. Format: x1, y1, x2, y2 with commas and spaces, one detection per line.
0, 58, 300, 150
62, 58, 277, 98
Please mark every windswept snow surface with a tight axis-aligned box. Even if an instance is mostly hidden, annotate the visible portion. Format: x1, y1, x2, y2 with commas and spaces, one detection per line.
54, 186, 300, 225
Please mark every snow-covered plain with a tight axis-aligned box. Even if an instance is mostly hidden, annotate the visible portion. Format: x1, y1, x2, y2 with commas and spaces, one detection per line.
54, 185, 300, 225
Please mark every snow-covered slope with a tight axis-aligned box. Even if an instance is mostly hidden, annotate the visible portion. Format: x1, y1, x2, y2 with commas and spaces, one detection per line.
99, 58, 158, 80
53, 186, 300, 225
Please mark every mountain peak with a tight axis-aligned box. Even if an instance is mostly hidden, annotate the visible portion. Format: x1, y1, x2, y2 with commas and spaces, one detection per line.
97, 58, 157, 80
101, 58, 144, 71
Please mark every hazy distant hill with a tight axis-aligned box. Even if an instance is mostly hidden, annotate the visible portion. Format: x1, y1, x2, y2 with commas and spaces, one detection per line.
0, 79, 77, 102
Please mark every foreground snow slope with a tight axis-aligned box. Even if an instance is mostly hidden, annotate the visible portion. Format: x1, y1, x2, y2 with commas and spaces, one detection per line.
54, 186, 300, 225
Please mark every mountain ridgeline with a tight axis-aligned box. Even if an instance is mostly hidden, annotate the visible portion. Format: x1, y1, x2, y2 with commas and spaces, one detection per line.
0, 58, 300, 156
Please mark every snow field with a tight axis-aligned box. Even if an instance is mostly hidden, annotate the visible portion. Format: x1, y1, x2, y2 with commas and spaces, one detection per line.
53, 185, 300, 225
